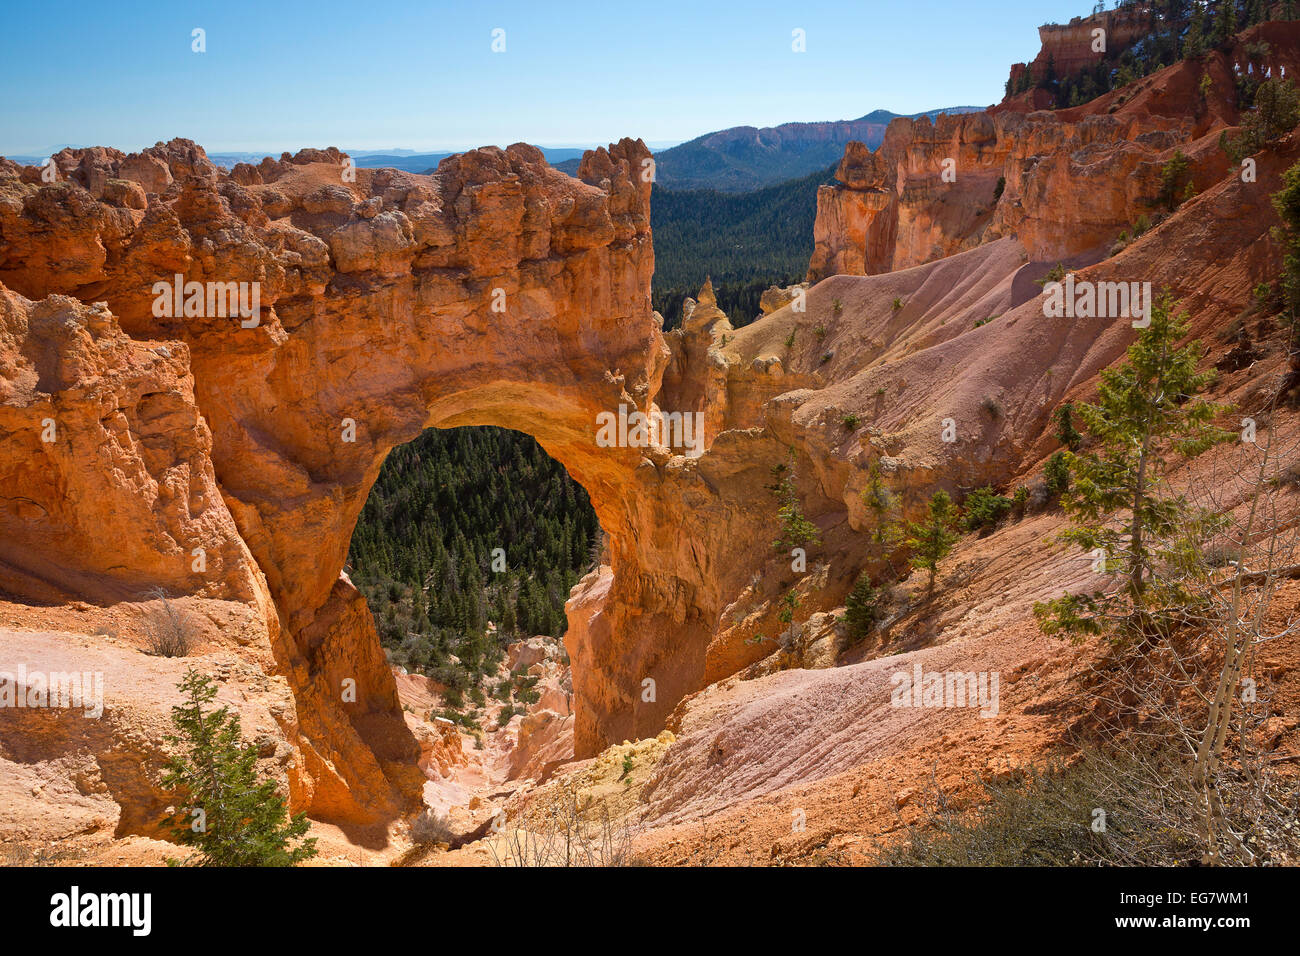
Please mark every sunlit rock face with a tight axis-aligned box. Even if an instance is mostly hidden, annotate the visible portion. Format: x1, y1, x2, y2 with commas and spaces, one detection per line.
1, 137, 678, 817
4, 29, 1291, 827
2, 135, 814, 818
808, 24, 1300, 282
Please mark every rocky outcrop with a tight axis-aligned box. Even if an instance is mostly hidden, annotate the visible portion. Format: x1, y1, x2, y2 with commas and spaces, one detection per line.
4, 22, 1297, 834
1006, 6, 1152, 97
809, 22, 1300, 282
808, 108, 1198, 280
0, 137, 669, 821
0, 291, 265, 607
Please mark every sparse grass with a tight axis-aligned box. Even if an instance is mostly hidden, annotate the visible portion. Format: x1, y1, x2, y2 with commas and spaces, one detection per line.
488, 776, 638, 867
892, 297, 905, 312
875, 738, 1300, 867
842, 413, 860, 430
411, 810, 457, 846
1034, 263, 1066, 287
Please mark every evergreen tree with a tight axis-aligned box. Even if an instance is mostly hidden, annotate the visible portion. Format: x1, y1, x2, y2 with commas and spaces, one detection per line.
844, 572, 880, 641
1184, 2, 1207, 58
1034, 293, 1233, 641
769, 451, 820, 552
862, 463, 903, 555
1213, 0, 1239, 46
161, 670, 317, 867
1271, 158, 1300, 340
905, 491, 960, 593
1053, 401, 1084, 451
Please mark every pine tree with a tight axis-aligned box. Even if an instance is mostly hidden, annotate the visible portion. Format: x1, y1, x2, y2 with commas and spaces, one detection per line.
1184, 2, 1207, 58
1213, 0, 1238, 46
1034, 292, 1233, 642
844, 572, 880, 641
905, 490, 960, 593
862, 463, 902, 553
769, 451, 820, 551
1053, 401, 1084, 451
161, 670, 317, 866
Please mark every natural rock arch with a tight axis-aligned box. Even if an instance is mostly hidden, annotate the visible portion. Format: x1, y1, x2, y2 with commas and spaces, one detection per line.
0, 138, 758, 824
5, 112, 1270, 826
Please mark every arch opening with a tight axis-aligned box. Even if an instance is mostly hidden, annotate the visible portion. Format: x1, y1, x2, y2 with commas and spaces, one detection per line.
345, 423, 602, 755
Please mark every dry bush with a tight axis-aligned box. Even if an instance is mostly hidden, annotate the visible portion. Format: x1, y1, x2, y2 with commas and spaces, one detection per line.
140, 588, 196, 657
410, 810, 456, 846
488, 778, 637, 867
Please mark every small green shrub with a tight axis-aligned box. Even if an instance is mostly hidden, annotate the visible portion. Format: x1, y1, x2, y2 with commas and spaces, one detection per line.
1045, 451, 1071, 497
1035, 263, 1066, 287
962, 486, 1013, 534
1053, 402, 1083, 451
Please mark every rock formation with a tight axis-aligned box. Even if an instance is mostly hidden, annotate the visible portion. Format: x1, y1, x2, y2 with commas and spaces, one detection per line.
808, 23, 1300, 281
1005, 6, 1153, 99
4, 20, 1300, 841
0, 137, 668, 822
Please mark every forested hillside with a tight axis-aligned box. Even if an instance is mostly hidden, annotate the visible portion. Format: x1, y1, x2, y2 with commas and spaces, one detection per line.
651, 164, 834, 328
347, 426, 600, 713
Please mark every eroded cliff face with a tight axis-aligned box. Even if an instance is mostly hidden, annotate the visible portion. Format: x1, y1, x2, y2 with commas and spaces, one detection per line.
0, 137, 685, 821
808, 23, 1300, 282
2, 134, 867, 822
4, 20, 1298, 833
807, 107, 1203, 281
1005, 6, 1152, 98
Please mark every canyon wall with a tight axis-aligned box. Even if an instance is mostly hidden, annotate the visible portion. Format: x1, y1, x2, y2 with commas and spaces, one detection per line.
809, 22, 1300, 282
0, 138, 690, 820
807, 109, 1188, 280
1005, 5, 1152, 95
5, 21, 1299, 830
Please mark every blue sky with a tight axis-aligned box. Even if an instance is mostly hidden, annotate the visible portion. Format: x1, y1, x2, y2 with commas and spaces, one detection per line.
1, 0, 1093, 156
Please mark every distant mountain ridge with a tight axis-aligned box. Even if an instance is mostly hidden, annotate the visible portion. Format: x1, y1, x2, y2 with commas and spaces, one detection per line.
556, 106, 984, 191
